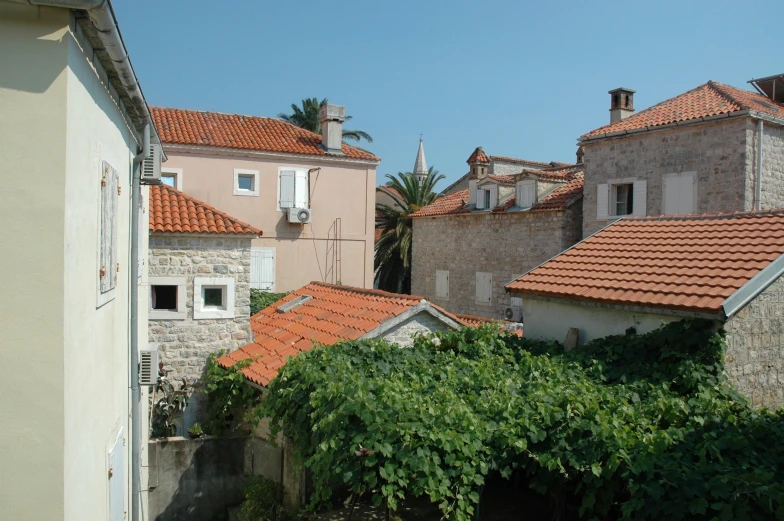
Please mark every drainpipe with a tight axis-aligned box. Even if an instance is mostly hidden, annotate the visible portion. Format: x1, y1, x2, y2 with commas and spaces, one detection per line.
756, 119, 764, 211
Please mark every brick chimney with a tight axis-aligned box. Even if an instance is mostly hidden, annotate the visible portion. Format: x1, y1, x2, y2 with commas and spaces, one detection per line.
609, 88, 635, 123
319, 104, 346, 154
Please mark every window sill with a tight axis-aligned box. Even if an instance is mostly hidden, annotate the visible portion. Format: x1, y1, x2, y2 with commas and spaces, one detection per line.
150, 310, 187, 320
194, 309, 235, 320
233, 189, 258, 197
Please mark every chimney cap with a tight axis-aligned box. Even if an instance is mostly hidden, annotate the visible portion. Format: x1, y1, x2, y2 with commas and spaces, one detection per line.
319, 104, 346, 123
608, 87, 636, 94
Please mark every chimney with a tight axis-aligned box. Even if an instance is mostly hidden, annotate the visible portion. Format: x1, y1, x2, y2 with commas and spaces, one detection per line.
608, 88, 635, 123
319, 104, 346, 154
576, 146, 584, 164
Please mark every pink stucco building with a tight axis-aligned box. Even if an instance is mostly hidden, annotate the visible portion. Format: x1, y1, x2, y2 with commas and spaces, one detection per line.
151, 105, 380, 292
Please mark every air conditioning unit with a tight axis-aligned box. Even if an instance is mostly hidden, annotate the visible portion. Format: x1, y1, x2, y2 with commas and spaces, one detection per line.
139, 344, 160, 385
287, 207, 312, 224
140, 144, 162, 185
504, 306, 523, 322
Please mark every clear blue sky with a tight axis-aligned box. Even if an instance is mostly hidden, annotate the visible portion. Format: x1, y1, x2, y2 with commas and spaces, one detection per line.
115, 0, 780, 189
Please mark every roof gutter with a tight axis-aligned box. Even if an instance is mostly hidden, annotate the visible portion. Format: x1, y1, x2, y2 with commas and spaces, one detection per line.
721, 252, 784, 319
9, 3, 156, 521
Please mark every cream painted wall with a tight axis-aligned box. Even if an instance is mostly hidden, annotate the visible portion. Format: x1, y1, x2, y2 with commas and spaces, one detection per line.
0, 4, 69, 520
161, 150, 377, 290
521, 296, 683, 346
63, 18, 148, 521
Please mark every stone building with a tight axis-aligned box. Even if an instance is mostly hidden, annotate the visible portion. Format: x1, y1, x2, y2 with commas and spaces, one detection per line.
410, 148, 584, 320
507, 210, 784, 409
218, 282, 496, 387
580, 79, 784, 237
147, 184, 262, 425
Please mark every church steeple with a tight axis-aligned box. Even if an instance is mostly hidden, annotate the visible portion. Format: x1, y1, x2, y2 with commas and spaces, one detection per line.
413, 137, 428, 181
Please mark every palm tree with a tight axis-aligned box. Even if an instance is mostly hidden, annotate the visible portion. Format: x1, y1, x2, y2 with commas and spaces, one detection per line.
278, 98, 373, 143
375, 167, 444, 293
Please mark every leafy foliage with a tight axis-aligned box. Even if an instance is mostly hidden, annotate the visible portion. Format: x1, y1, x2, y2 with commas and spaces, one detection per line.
260, 321, 784, 521
278, 97, 373, 143
250, 289, 290, 315
203, 352, 260, 435
151, 375, 190, 438
239, 476, 294, 521
375, 169, 445, 293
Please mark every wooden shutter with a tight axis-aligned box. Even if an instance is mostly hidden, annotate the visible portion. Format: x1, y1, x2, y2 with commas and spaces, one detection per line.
632, 180, 647, 216
488, 185, 498, 208
435, 270, 449, 299
294, 170, 309, 208
100, 161, 119, 293
108, 431, 125, 521
251, 248, 275, 291
596, 183, 609, 220
476, 189, 486, 209
476, 272, 492, 304
279, 170, 296, 209
663, 175, 679, 215
519, 182, 535, 208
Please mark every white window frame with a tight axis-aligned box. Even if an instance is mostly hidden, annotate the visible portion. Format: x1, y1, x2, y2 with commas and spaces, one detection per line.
435, 270, 449, 300
662, 171, 697, 216
516, 180, 536, 208
597, 177, 647, 220
149, 276, 187, 320
97, 160, 119, 308
277, 167, 310, 211
476, 272, 493, 306
233, 168, 259, 197
161, 167, 183, 191
251, 247, 276, 292
193, 277, 235, 319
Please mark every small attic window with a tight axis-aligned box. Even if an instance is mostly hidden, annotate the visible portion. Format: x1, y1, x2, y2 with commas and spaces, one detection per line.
277, 295, 313, 313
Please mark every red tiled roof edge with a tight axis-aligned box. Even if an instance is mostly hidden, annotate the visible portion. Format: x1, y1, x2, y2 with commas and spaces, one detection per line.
149, 184, 263, 236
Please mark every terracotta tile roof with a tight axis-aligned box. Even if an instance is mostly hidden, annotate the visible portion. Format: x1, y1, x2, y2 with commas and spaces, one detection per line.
466, 147, 491, 164
528, 172, 585, 211
150, 106, 379, 161
506, 210, 784, 315
217, 282, 480, 386
485, 174, 516, 185
410, 188, 471, 217
582, 81, 784, 140
521, 164, 581, 181
149, 184, 262, 236
490, 155, 559, 168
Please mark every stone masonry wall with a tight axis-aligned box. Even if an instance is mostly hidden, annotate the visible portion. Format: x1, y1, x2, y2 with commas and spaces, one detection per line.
724, 277, 784, 409
746, 120, 784, 211
582, 118, 750, 237
148, 235, 252, 423
412, 210, 576, 319
380, 311, 450, 347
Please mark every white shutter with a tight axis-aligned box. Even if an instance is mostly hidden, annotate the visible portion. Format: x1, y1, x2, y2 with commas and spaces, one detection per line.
251, 248, 275, 291
518, 182, 535, 208
435, 270, 449, 299
279, 170, 296, 209
108, 430, 125, 521
677, 173, 695, 215
596, 183, 609, 220
663, 176, 679, 215
294, 170, 309, 208
476, 272, 492, 304
476, 189, 486, 210
488, 185, 498, 208
100, 161, 119, 293
632, 180, 647, 216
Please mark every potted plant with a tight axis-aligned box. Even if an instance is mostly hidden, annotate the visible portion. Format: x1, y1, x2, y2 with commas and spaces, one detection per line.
151, 375, 189, 438
188, 422, 204, 439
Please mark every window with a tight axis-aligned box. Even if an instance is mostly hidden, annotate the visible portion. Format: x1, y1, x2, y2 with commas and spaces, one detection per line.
475, 188, 493, 210
251, 247, 276, 291
663, 172, 696, 215
161, 167, 183, 190
233, 168, 259, 196
596, 179, 647, 220
517, 181, 536, 208
193, 277, 235, 319
98, 160, 119, 306
149, 277, 186, 319
435, 270, 449, 299
476, 272, 492, 305
278, 168, 309, 210
613, 183, 633, 216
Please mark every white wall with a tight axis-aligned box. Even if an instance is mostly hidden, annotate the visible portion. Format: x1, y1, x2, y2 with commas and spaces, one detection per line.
522, 296, 682, 346
63, 18, 148, 521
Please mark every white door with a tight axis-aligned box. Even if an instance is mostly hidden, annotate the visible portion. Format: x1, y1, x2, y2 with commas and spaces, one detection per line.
108, 430, 125, 521
251, 248, 276, 291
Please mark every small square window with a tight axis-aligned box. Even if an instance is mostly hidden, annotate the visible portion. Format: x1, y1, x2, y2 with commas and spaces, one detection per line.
152, 285, 178, 310
203, 287, 225, 309
613, 183, 633, 216
160, 168, 183, 190
161, 174, 177, 188
237, 174, 254, 192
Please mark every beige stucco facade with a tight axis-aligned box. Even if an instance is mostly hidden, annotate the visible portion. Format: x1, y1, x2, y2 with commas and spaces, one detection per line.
161, 147, 377, 292
0, 3, 150, 520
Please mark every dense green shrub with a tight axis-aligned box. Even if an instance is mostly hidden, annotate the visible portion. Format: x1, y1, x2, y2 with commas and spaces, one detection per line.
203, 352, 260, 435
259, 321, 784, 521
239, 476, 293, 521
250, 289, 289, 315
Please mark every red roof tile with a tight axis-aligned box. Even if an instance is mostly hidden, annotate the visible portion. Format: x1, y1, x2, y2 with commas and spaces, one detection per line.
149, 184, 262, 236
485, 174, 516, 185
150, 107, 379, 161
582, 81, 784, 140
410, 188, 471, 217
490, 155, 560, 168
506, 210, 784, 314
466, 147, 491, 164
217, 282, 482, 386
